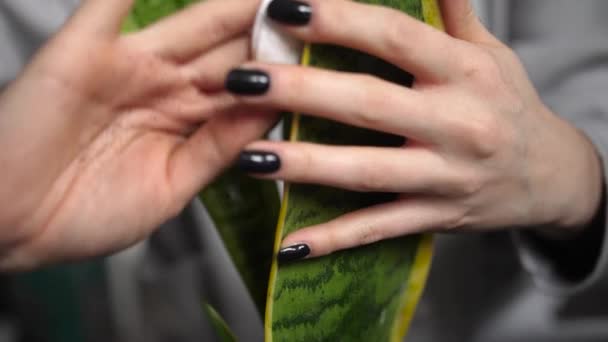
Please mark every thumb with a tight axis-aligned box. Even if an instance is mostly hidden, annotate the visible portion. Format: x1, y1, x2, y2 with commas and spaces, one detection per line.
68, 0, 136, 37
439, 0, 495, 43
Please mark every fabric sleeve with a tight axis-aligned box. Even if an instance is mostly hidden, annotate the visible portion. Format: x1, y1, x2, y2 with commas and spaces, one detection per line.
0, 1, 80, 88
508, 0, 608, 295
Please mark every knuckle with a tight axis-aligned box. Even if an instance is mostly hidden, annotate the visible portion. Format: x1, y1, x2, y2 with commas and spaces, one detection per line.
352, 75, 386, 127
442, 206, 472, 232
202, 127, 229, 168
452, 172, 485, 197
443, 213, 466, 232
457, 114, 503, 158
458, 50, 501, 83
291, 144, 315, 181
382, 12, 415, 58
357, 165, 389, 192
277, 68, 306, 104
322, 225, 341, 255
207, 16, 237, 41
356, 224, 383, 246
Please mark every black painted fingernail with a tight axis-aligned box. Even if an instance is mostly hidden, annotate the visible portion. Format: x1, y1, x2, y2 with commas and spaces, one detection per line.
278, 244, 311, 263
238, 151, 281, 173
267, 0, 312, 26
226, 69, 270, 95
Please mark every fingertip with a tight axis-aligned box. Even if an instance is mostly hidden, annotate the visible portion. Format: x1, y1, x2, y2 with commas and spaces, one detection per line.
225, 68, 271, 96
266, 0, 313, 26
277, 243, 312, 262
279, 226, 334, 261
238, 150, 282, 174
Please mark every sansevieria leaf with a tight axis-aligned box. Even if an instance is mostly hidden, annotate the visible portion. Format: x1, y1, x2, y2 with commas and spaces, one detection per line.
200, 168, 279, 312
204, 304, 238, 342
265, 1, 442, 341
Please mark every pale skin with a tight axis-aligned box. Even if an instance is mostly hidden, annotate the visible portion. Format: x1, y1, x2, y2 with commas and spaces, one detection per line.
0, 0, 277, 270
0, 0, 603, 270
232, 0, 605, 257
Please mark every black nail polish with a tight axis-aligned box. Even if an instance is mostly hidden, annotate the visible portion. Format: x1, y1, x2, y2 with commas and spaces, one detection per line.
278, 244, 311, 263
238, 151, 281, 173
226, 69, 270, 95
267, 0, 312, 26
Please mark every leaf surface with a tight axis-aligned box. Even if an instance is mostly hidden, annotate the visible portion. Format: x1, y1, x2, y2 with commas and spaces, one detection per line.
204, 303, 239, 342
265, 1, 442, 341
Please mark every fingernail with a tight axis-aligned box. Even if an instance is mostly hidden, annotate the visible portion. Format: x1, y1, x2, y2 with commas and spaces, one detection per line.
226, 69, 270, 95
278, 244, 311, 263
267, 0, 312, 26
238, 151, 281, 173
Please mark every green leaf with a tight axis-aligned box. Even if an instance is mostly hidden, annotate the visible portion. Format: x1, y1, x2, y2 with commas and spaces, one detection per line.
204, 304, 238, 342
126, 0, 197, 29
265, 1, 442, 341
200, 168, 280, 313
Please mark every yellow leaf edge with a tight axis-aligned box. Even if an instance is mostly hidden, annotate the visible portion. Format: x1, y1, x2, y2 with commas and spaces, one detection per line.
263, 46, 308, 341
391, 1, 443, 340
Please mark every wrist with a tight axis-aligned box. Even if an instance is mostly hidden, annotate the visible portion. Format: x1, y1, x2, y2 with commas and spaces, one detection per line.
560, 131, 604, 233
536, 114, 606, 236
523, 183, 606, 284
518, 104, 602, 238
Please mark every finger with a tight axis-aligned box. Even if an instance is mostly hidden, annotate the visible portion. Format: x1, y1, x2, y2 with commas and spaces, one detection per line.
239, 141, 464, 195
69, 0, 135, 37
280, 197, 458, 258
227, 64, 442, 143
439, 0, 497, 43
153, 91, 240, 126
185, 36, 251, 91
129, 0, 259, 62
266, 0, 463, 81
168, 111, 279, 204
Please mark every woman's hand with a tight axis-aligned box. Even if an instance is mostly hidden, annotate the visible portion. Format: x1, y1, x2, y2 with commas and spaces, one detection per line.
0, 0, 275, 270
228, 0, 604, 258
